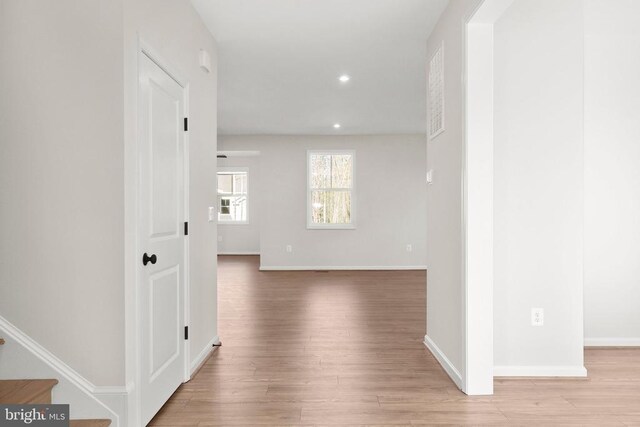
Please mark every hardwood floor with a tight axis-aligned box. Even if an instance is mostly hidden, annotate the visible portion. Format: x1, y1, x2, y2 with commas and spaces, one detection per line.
150, 255, 640, 426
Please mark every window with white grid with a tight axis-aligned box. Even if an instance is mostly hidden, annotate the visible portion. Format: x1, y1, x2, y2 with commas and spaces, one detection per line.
307, 150, 355, 229
217, 168, 248, 223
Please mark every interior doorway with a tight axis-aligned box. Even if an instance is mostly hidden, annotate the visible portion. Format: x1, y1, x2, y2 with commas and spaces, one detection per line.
216, 151, 261, 257
462, 0, 515, 395
136, 47, 191, 425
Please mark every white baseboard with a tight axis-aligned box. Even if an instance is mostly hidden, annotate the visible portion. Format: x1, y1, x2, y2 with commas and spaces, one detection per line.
218, 252, 259, 256
584, 337, 640, 347
0, 315, 125, 426
493, 365, 588, 377
190, 336, 221, 375
423, 335, 463, 389
260, 265, 428, 271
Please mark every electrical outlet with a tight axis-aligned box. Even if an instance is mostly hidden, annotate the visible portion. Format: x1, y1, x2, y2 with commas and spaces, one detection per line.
531, 308, 544, 326
406, 244, 413, 252
286, 245, 293, 253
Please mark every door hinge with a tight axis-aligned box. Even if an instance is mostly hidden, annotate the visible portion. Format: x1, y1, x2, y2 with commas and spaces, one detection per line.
184, 117, 188, 131
184, 326, 189, 340
184, 221, 189, 236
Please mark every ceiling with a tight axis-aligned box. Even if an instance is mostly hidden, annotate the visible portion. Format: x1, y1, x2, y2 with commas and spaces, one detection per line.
191, 0, 449, 135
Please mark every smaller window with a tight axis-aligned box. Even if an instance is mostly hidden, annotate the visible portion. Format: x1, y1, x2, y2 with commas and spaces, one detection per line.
307, 150, 355, 229
217, 169, 248, 223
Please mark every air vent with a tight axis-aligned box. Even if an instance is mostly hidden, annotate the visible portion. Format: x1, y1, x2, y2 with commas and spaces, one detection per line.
428, 42, 445, 139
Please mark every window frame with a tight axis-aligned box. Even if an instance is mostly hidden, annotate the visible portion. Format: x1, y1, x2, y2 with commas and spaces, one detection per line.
306, 149, 356, 230
217, 167, 249, 225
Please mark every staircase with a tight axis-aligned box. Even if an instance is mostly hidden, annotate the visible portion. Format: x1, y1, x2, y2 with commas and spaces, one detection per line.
0, 339, 111, 427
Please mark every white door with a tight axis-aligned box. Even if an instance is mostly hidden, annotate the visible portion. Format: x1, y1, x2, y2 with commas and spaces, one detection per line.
138, 52, 187, 425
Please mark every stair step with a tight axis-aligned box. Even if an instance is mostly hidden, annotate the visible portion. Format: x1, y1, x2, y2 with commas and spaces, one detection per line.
0, 338, 5, 345
0, 379, 58, 404
70, 420, 112, 427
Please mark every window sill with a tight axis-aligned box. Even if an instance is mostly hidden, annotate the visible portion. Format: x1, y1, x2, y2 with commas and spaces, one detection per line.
306, 224, 356, 230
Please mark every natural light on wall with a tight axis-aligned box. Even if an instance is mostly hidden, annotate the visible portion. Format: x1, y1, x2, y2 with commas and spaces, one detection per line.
217, 169, 248, 223
307, 150, 355, 229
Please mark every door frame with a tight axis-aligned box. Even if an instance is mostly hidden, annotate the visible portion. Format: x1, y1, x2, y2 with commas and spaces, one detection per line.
461, 0, 514, 395
125, 36, 191, 426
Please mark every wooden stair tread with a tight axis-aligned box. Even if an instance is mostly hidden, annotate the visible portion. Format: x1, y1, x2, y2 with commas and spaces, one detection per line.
69, 420, 111, 427
0, 338, 5, 345
0, 379, 58, 404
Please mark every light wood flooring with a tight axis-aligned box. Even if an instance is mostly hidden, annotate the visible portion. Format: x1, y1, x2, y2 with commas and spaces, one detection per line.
150, 255, 640, 426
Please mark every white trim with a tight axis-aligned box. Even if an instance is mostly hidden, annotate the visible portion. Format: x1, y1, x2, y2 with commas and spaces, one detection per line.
124, 31, 142, 427
218, 150, 260, 157
470, 0, 515, 23
0, 315, 123, 426
190, 336, 221, 375
584, 338, 640, 347
93, 383, 135, 395
306, 223, 356, 230
218, 252, 260, 256
182, 83, 191, 385
306, 149, 356, 230
463, 7, 496, 396
259, 265, 428, 271
424, 335, 463, 389
218, 167, 248, 174
494, 365, 588, 377
140, 41, 187, 87
460, 0, 515, 397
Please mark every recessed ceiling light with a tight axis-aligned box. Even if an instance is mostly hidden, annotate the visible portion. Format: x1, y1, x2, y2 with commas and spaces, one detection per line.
338, 74, 350, 83
333, 123, 341, 129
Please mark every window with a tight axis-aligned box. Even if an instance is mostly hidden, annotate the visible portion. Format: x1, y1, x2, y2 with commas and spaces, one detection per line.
217, 168, 248, 223
307, 150, 355, 229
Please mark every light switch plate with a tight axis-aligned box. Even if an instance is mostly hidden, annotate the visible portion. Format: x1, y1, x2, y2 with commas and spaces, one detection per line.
208, 206, 216, 222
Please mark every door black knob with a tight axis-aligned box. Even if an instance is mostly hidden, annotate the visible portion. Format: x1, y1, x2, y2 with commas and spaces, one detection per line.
142, 253, 157, 266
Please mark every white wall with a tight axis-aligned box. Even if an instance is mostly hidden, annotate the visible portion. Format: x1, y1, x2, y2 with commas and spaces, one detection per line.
0, 0, 126, 386
123, 0, 219, 391
584, 0, 640, 346
219, 135, 427, 269
217, 156, 261, 254
425, 0, 482, 388
493, 0, 585, 374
